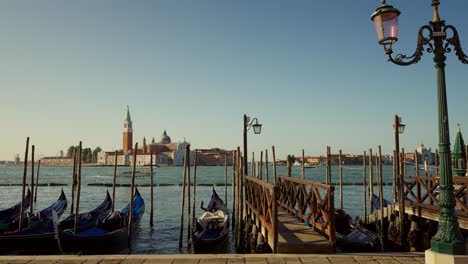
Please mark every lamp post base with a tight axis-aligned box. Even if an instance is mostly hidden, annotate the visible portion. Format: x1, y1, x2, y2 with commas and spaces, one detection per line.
430, 240, 466, 255
425, 249, 468, 264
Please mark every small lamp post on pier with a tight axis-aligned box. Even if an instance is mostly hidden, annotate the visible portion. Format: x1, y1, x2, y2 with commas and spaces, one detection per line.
243, 114, 262, 176
371, 0, 466, 255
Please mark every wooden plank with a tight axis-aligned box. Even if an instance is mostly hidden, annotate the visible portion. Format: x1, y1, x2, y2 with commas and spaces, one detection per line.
395, 204, 468, 230
276, 210, 334, 254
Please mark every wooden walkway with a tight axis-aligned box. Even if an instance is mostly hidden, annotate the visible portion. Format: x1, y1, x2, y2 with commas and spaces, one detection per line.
243, 175, 335, 254
276, 209, 334, 254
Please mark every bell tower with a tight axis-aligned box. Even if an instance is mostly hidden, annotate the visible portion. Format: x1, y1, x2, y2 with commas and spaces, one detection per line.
123, 105, 133, 152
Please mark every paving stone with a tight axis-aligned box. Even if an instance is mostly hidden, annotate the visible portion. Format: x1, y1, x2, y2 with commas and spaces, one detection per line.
29, 261, 58, 264
227, 258, 245, 264
354, 261, 379, 264
81, 260, 100, 264
6, 260, 34, 264
352, 257, 375, 261
143, 259, 174, 264
285, 261, 301, 264
245, 258, 268, 264
55, 260, 85, 264
266, 258, 286, 264
199, 259, 227, 264
99, 261, 122, 264
172, 259, 200, 264
121, 260, 146, 264
300, 257, 330, 263
328, 257, 356, 263
375, 260, 401, 264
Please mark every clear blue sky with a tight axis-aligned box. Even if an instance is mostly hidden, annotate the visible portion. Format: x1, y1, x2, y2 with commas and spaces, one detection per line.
1, 0, 468, 160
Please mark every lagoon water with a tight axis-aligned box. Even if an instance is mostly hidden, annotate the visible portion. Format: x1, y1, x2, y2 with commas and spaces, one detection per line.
0, 164, 417, 254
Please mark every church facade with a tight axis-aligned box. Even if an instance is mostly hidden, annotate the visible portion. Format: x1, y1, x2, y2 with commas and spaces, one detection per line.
97, 106, 192, 166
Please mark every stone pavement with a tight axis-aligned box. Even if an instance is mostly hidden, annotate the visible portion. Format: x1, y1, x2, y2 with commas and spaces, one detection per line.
0, 253, 425, 264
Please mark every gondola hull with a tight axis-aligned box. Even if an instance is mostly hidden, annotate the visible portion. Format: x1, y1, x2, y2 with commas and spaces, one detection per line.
0, 232, 58, 254
0, 190, 67, 254
59, 226, 129, 254
58, 189, 144, 254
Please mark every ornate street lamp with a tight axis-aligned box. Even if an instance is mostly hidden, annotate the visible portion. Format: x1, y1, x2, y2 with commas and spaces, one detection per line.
243, 114, 262, 175
372, 0, 466, 255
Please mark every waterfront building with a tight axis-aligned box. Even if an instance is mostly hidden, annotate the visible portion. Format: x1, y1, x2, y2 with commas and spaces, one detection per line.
416, 144, 435, 165
97, 107, 192, 166
196, 149, 236, 166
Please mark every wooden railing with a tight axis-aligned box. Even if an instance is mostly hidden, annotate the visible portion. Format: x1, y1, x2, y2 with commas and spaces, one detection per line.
277, 176, 336, 244
403, 175, 468, 218
244, 175, 278, 253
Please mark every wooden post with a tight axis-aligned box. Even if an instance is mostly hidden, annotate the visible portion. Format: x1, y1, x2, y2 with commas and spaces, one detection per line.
70, 150, 77, 215
259, 151, 263, 180
265, 149, 269, 183
326, 146, 332, 185
402, 148, 406, 177
232, 150, 236, 226
393, 150, 397, 203
369, 149, 374, 214
111, 150, 118, 213
150, 150, 154, 227
435, 149, 439, 176
302, 149, 305, 180
251, 152, 255, 177
18, 137, 29, 231
378, 145, 384, 248
74, 142, 83, 232
272, 186, 279, 253
272, 146, 277, 184
238, 148, 244, 249
415, 150, 419, 176
287, 157, 291, 177
128, 142, 138, 246
339, 149, 343, 210
399, 151, 405, 248
178, 145, 188, 248
362, 150, 367, 222
30, 145, 35, 214
186, 144, 191, 243
224, 154, 228, 204
34, 160, 41, 203
192, 150, 198, 229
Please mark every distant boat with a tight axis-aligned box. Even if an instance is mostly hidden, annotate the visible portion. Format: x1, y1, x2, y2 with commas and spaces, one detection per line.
117, 168, 154, 177
304, 163, 319, 169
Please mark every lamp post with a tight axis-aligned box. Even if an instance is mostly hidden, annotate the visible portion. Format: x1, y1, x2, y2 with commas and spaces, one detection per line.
393, 114, 405, 248
243, 114, 262, 176
371, 0, 466, 255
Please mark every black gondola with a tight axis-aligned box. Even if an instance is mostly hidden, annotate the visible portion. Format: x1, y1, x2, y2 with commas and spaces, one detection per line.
58, 190, 112, 236
0, 189, 67, 254
58, 188, 145, 254
0, 189, 31, 233
334, 209, 381, 252
192, 187, 230, 252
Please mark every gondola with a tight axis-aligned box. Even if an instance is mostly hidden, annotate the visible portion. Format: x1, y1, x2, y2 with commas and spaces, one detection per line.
0, 189, 67, 254
57, 190, 112, 235
334, 209, 381, 252
58, 188, 145, 254
0, 189, 31, 232
192, 187, 230, 252
371, 194, 391, 210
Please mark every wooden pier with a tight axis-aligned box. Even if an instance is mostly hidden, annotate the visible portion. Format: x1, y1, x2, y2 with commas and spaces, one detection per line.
243, 175, 335, 253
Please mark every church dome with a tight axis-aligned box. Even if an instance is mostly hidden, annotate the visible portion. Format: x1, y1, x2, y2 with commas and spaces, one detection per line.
160, 130, 171, 144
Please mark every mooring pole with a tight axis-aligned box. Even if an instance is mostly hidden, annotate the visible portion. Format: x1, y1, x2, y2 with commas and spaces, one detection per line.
18, 137, 29, 231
